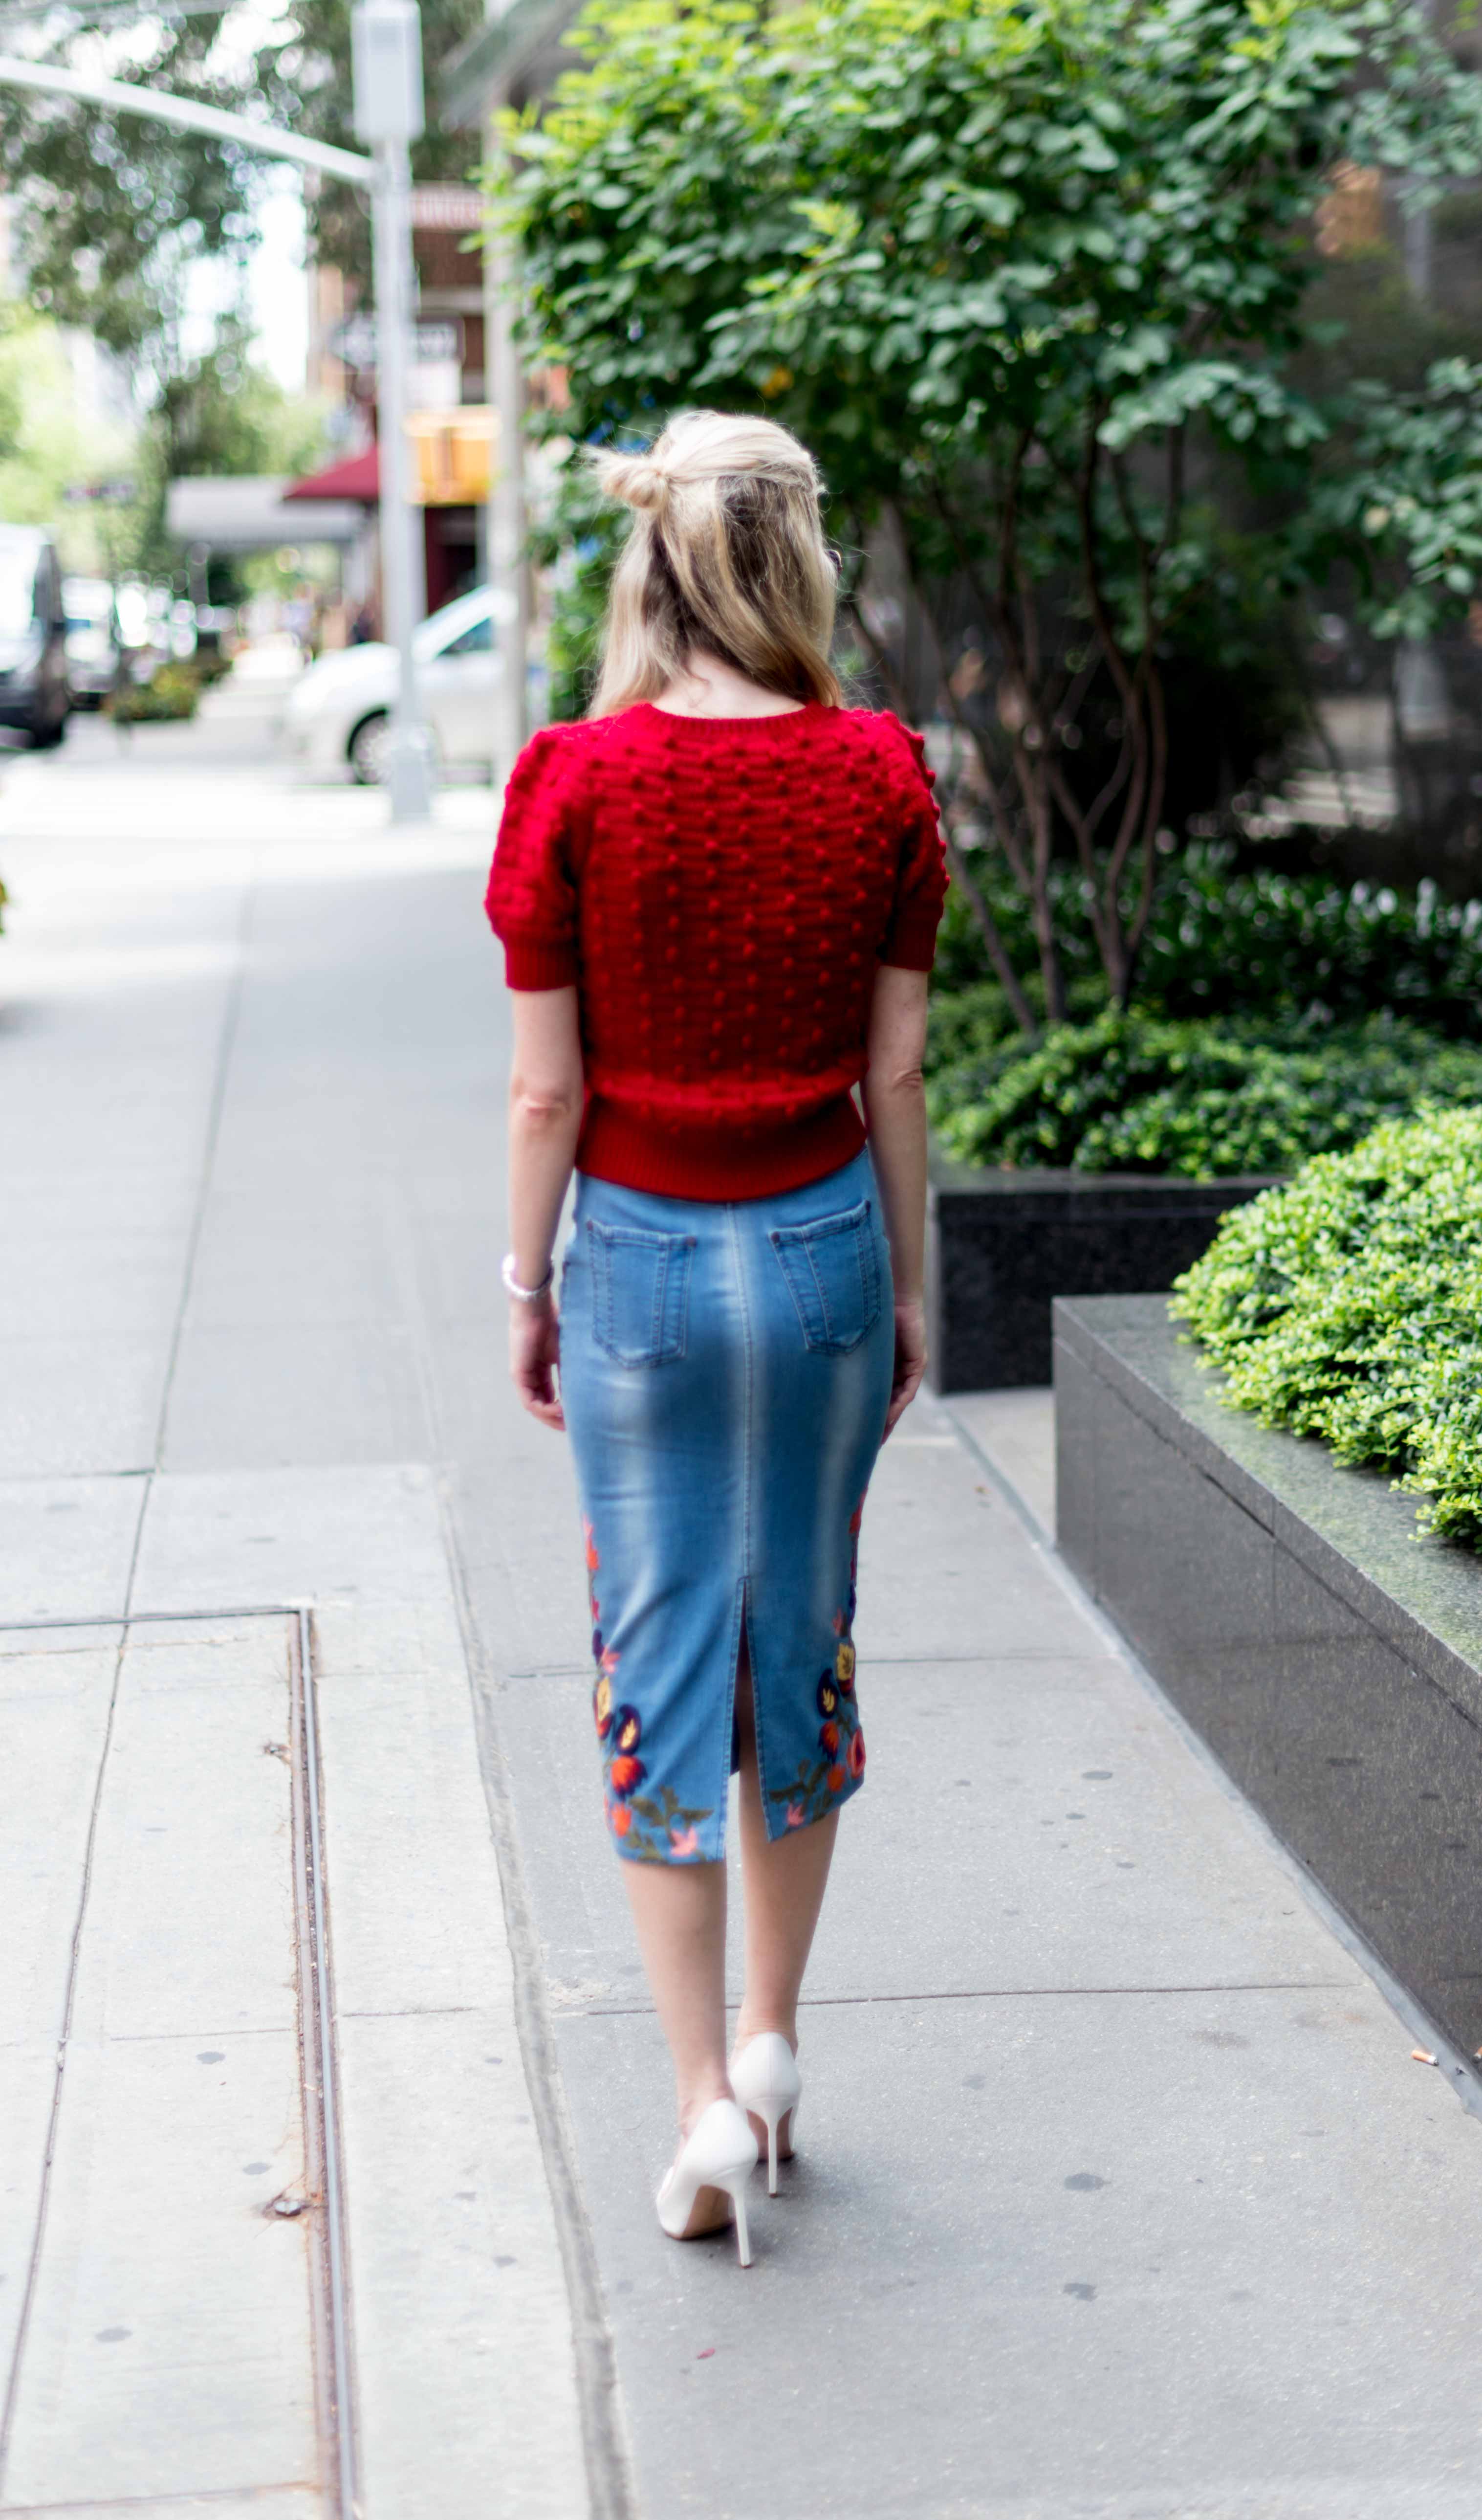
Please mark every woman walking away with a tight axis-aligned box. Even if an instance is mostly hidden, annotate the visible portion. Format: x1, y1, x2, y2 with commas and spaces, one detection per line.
486, 410, 945, 2266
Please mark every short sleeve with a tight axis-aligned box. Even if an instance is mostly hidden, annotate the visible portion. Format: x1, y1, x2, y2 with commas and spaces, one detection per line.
877, 715, 947, 972
485, 726, 583, 990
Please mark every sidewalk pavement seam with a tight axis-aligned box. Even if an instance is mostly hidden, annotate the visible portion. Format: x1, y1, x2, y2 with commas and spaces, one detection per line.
573, 1981, 1355, 2017
143, 852, 258, 1494
499, 1649, 1122, 1677
374, 1165, 634, 2520
947, 1396, 1482, 2134
0, 1624, 129, 2502
430, 1473, 641, 2520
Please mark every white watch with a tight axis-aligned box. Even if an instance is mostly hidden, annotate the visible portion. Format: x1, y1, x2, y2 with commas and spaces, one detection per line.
502, 1252, 554, 1302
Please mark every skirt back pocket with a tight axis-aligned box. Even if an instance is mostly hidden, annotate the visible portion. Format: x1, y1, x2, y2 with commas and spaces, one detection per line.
769, 1196, 881, 1356
587, 1219, 696, 1367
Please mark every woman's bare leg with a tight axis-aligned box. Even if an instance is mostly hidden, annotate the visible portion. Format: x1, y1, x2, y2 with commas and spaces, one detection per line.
620, 1857, 733, 2232
620, 1850, 730, 2098
733, 1637, 837, 2152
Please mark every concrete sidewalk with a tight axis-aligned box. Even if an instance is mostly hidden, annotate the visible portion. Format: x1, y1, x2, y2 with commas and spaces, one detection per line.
4, 702, 1482, 2520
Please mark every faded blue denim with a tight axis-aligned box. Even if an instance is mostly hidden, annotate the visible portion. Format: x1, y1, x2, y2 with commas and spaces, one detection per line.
559, 1149, 894, 1864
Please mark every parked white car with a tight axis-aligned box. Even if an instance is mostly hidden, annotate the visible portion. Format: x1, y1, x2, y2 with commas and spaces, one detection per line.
63, 576, 122, 707
282, 586, 512, 784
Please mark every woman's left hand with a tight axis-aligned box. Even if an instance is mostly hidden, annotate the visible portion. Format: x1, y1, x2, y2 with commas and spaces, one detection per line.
510, 1293, 565, 1430
883, 1295, 927, 1439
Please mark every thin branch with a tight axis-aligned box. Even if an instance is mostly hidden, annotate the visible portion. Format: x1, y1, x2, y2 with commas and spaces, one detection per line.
849, 581, 1036, 1035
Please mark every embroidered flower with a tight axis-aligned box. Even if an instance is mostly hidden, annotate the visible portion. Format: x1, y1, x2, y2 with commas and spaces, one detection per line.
599, 1643, 620, 1677
610, 1801, 632, 1838
785, 1803, 806, 1829
593, 1672, 613, 1739
612, 1704, 642, 1756
819, 1720, 840, 1756
848, 1729, 866, 1781
609, 1753, 646, 1798
816, 1673, 839, 1719
826, 1764, 846, 1795
849, 1495, 865, 1536
835, 1640, 856, 1687
584, 1518, 600, 1574
832, 1608, 847, 1636
669, 1825, 700, 1858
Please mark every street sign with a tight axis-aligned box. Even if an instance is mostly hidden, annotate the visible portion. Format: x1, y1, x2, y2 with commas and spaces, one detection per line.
63, 478, 137, 505
327, 311, 379, 371
327, 315, 461, 370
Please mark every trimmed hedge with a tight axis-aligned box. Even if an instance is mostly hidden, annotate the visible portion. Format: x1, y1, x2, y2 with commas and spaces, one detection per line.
1171, 1106, 1482, 1548
932, 855, 1482, 1038
927, 1010, 1482, 1177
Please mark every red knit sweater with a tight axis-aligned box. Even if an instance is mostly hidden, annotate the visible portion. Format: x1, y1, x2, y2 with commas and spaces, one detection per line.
485, 699, 947, 1200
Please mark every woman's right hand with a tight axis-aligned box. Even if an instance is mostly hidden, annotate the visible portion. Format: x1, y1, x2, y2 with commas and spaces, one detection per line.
884, 1295, 927, 1438
510, 1293, 566, 1431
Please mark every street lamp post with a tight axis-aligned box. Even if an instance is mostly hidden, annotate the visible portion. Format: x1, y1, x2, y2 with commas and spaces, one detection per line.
352, 0, 436, 824
0, 46, 437, 827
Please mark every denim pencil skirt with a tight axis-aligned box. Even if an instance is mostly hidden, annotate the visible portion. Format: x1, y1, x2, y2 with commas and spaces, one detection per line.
559, 1147, 894, 1866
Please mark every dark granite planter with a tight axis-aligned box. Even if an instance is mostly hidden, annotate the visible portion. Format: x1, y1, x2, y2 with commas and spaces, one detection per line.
1055, 1292, 1482, 2079
925, 1147, 1275, 1391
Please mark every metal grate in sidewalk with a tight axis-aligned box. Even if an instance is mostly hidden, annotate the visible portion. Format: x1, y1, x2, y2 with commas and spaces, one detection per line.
0, 1607, 358, 2517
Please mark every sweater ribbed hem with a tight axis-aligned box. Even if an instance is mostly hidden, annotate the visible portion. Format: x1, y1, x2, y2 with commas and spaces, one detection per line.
574, 1093, 867, 1202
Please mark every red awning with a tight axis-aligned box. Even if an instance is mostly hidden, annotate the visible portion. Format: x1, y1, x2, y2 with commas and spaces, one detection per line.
282, 446, 379, 505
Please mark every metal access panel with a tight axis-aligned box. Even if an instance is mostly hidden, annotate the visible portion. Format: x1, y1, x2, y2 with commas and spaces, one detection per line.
0, 1611, 356, 2515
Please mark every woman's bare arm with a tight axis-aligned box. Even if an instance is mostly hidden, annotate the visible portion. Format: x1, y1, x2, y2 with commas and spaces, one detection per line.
861, 964, 930, 1435
507, 985, 584, 1430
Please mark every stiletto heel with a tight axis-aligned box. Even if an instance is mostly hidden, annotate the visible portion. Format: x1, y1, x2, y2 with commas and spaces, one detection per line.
731, 2033, 803, 2196
656, 2099, 758, 2264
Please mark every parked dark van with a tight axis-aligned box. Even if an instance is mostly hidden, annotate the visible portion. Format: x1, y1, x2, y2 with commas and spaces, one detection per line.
0, 527, 70, 747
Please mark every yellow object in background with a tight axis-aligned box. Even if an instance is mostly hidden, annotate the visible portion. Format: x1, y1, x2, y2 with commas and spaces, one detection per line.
406, 408, 498, 505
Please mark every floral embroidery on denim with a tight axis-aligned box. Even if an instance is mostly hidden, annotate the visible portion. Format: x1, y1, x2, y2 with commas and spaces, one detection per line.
770, 1489, 869, 1828
585, 1515, 713, 1859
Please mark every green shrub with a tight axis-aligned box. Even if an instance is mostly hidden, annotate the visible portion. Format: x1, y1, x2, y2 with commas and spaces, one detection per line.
932, 851, 1482, 1039
107, 662, 202, 723
927, 1010, 1482, 1177
1171, 1107, 1482, 1548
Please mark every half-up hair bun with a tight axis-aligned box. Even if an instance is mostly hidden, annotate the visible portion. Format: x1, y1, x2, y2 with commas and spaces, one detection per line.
591, 446, 669, 514
588, 409, 843, 717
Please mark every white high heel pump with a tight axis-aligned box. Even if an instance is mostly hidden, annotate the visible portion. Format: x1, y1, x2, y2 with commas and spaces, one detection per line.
656, 2099, 759, 2265
730, 2033, 802, 2196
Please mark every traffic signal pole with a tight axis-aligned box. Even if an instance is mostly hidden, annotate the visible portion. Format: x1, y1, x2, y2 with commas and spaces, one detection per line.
0, 35, 437, 826
366, 126, 435, 820
350, 0, 436, 821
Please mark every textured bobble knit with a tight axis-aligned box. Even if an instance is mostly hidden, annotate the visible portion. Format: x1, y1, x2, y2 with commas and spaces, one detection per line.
486, 699, 947, 1201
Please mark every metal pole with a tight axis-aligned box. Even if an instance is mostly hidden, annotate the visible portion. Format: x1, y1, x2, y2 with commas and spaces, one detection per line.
483, 152, 528, 784
0, 52, 373, 182
370, 136, 435, 822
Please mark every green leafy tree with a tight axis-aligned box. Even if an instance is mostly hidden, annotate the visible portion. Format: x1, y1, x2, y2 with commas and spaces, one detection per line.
0, 0, 480, 362
0, 298, 131, 552
498, 0, 1482, 1027
130, 308, 332, 576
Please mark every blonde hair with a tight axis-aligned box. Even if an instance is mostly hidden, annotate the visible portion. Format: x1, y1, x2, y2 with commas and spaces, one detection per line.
586, 410, 841, 716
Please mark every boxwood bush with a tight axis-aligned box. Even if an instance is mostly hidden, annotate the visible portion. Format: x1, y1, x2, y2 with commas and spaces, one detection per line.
1171, 1107, 1482, 1547
927, 1010, 1482, 1177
